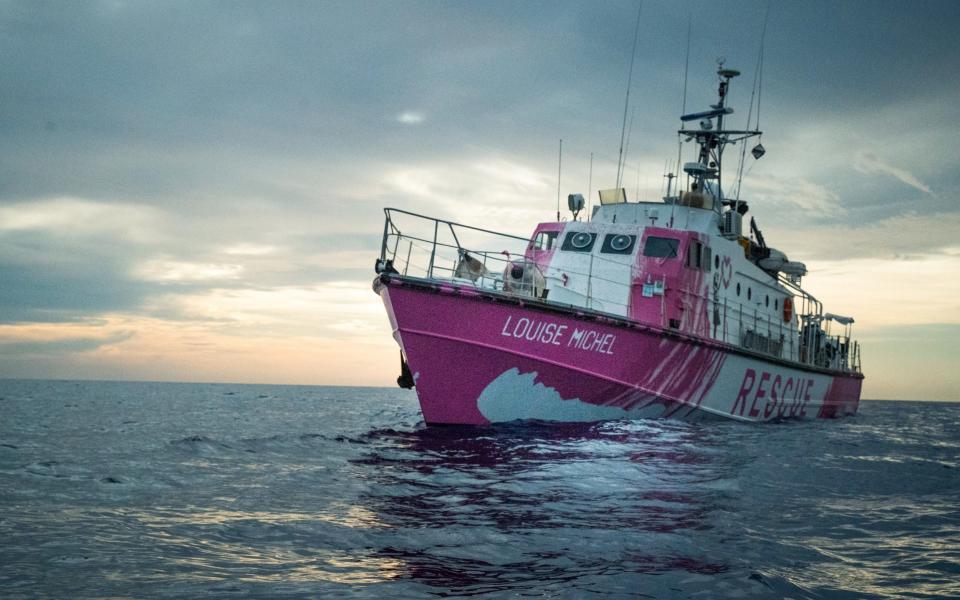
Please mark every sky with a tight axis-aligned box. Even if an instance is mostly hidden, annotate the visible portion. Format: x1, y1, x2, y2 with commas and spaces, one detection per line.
0, 0, 958, 400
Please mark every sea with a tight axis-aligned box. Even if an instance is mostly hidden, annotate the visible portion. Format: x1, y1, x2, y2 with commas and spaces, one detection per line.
0, 379, 957, 599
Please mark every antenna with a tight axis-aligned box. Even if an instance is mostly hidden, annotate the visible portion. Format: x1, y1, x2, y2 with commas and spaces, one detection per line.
556, 138, 562, 221
733, 0, 770, 201
616, 2, 643, 189
756, 1, 768, 130
681, 9, 692, 115
635, 160, 641, 202
676, 10, 692, 201
659, 159, 667, 196
587, 152, 594, 221
622, 106, 636, 177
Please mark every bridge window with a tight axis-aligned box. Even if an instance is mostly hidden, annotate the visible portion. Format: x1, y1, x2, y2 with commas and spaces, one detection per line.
531, 231, 558, 251
601, 234, 637, 255
686, 241, 711, 271
561, 231, 597, 252
686, 241, 701, 268
643, 236, 679, 258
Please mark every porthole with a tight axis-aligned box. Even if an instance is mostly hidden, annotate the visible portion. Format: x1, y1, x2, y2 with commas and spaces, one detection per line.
601, 234, 636, 254
571, 232, 593, 249
561, 231, 597, 252
613, 235, 631, 251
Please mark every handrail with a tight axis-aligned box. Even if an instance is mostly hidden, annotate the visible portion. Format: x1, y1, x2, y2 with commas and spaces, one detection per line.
384, 207, 532, 243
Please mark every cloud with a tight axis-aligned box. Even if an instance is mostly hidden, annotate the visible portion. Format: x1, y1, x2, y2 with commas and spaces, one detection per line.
765, 211, 960, 261
397, 111, 425, 125
0, 198, 164, 243
0, 313, 397, 385
0, 329, 133, 355
144, 281, 384, 336
135, 259, 245, 282
383, 157, 555, 236
222, 243, 277, 256
744, 175, 843, 213
853, 152, 933, 195
800, 253, 960, 330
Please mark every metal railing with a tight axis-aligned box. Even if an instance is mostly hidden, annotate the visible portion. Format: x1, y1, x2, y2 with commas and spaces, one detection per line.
380, 207, 538, 295
378, 208, 861, 374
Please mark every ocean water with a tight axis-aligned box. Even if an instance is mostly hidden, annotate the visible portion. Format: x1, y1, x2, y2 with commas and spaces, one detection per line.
0, 380, 957, 599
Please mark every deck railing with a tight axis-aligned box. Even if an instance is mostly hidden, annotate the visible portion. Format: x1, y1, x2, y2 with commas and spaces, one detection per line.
378, 208, 861, 374
380, 207, 536, 293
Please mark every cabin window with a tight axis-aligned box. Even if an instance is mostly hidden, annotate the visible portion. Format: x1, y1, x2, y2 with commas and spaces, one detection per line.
685, 240, 711, 271
601, 234, 637, 255
686, 241, 702, 269
765, 295, 769, 307
748, 287, 752, 300
775, 299, 779, 310
714, 255, 720, 269
736, 283, 741, 296
531, 231, 558, 251
643, 236, 679, 258
561, 231, 597, 252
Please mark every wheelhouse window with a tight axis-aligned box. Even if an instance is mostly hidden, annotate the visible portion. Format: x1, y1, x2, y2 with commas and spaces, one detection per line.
642, 236, 679, 258
601, 234, 637, 255
530, 231, 558, 251
686, 240, 711, 271
561, 231, 597, 252
686, 241, 702, 269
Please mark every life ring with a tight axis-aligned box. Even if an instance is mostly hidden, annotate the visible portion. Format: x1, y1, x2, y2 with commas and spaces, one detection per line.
783, 297, 793, 322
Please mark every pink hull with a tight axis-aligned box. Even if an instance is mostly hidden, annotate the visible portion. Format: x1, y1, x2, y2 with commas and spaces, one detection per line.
378, 277, 862, 425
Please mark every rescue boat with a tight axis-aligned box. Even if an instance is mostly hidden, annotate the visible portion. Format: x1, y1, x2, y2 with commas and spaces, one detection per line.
373, 64, 863, 425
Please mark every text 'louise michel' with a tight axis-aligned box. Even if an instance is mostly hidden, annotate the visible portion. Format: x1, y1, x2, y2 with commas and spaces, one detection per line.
501, 316, 616, 355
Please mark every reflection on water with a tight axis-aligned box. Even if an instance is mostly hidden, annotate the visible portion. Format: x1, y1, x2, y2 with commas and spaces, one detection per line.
131, 505, 388, 529
352, 420, 733, 595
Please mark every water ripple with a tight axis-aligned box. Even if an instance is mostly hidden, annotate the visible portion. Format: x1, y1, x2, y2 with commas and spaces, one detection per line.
0, 381, 957, 599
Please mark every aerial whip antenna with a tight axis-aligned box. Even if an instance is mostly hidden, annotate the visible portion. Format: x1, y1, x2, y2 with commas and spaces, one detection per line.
733, 0, 770, 200
674, 8, 692, 202
616, 2, 643, 190
556, 139, 563, 221
680, 9, 692, 115
622, 106, 638, 189
587, 152, 594, 221
660, 159, 669, 196
671, 7, 692, 225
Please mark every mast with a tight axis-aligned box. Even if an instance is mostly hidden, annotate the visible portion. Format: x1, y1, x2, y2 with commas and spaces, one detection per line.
677, 62, 762, 211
